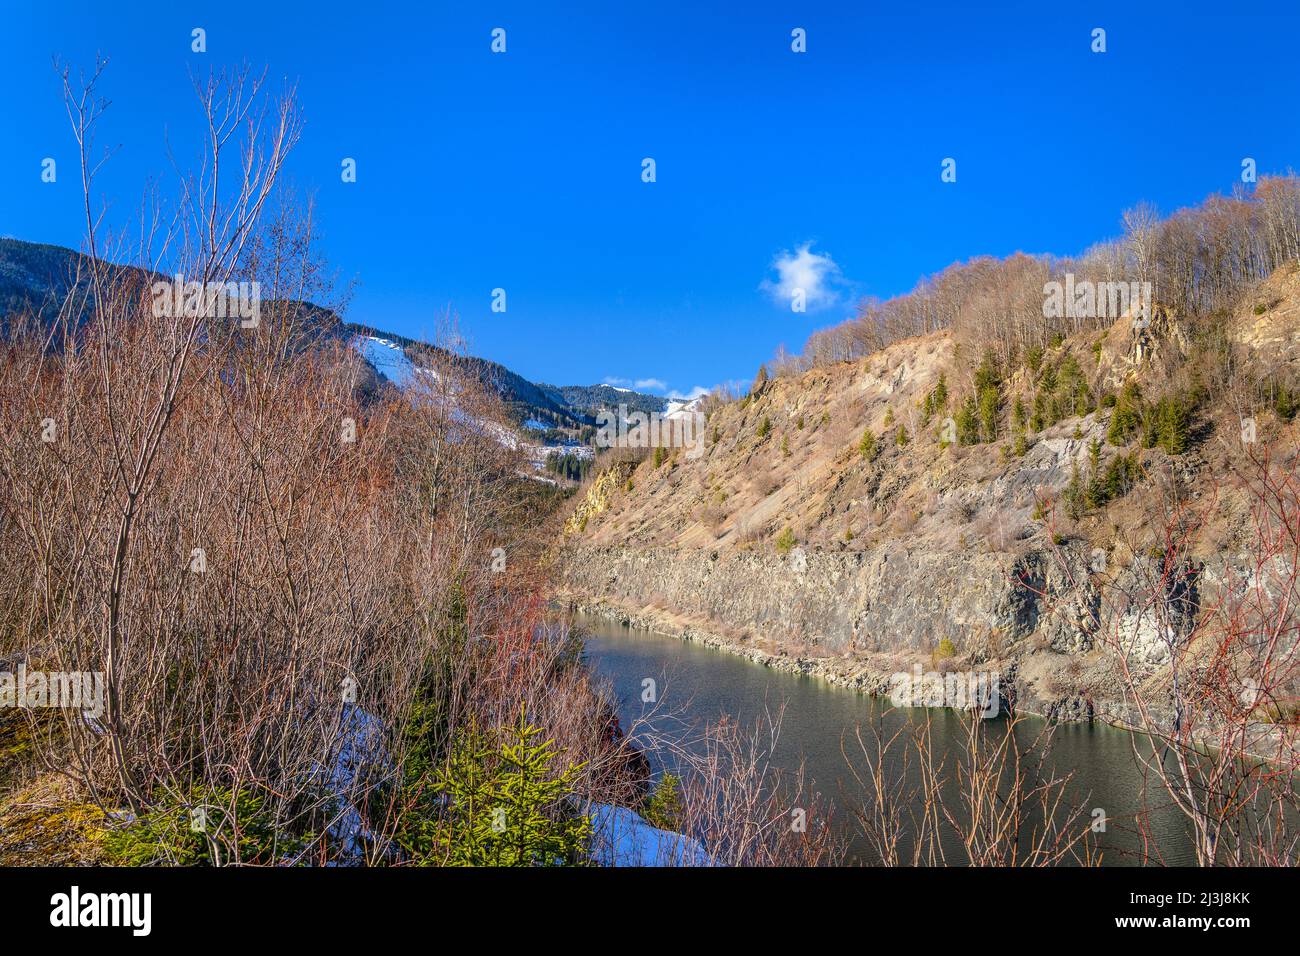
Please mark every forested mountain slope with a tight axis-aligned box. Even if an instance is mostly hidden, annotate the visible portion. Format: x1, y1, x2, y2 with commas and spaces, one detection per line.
0, 238, 662, 430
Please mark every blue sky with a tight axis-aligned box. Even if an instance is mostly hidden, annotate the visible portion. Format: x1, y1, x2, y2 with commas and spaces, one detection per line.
3, 2, 1298, 398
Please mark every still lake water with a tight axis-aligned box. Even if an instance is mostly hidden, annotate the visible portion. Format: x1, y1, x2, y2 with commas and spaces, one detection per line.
577, 613, 1196, 866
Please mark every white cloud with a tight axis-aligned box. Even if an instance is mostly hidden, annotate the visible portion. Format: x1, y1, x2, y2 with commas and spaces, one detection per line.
760, 241, 846, 311
668, 385, 711, 401
606, 379, 731, 402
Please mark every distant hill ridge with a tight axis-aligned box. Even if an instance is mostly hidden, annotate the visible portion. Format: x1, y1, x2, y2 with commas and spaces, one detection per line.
0, 237, 665, 429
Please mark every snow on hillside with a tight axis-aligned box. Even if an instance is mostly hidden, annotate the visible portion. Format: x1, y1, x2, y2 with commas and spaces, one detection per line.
356, 334, 597, 478
358, 336, 417, 388
664, 395, 706, 419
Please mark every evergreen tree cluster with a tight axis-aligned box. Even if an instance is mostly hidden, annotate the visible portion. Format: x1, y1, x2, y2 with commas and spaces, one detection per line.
424, 708, 592, 867
1105, 380, 1195, 456
1031, 352, 1092, 431
921, 373, 949, 424
545, 451, 594, 482
1063, 438, 1144, 518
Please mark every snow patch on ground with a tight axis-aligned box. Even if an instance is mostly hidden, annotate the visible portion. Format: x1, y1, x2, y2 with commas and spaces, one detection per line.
322, 703, 389, 865
588, 803, 710, 867
320, 705, 705, 866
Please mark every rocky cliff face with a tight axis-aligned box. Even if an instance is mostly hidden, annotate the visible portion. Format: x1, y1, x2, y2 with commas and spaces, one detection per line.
566, 543, 1061, 656
563, 539, 1222, 719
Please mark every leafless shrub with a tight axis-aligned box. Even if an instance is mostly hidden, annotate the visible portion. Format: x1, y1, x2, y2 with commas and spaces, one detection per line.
697, 504, 726, 534
668, 704, 846, 866
843, 709, 1100, 866
0, 62, 646, 865
1042, 445, 1300, 865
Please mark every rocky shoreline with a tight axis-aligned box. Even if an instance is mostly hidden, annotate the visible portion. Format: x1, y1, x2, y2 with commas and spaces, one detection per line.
562, 592, 1108, 725
562, 592, 1295, 763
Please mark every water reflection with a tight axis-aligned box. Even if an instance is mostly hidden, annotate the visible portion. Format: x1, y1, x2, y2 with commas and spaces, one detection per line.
578, 613, 1196, 866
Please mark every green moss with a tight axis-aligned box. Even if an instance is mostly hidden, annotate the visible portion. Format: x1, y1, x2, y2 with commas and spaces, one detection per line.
0, 709, 63, 798
0, 784, 110, 866
0, 714, 35, 792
